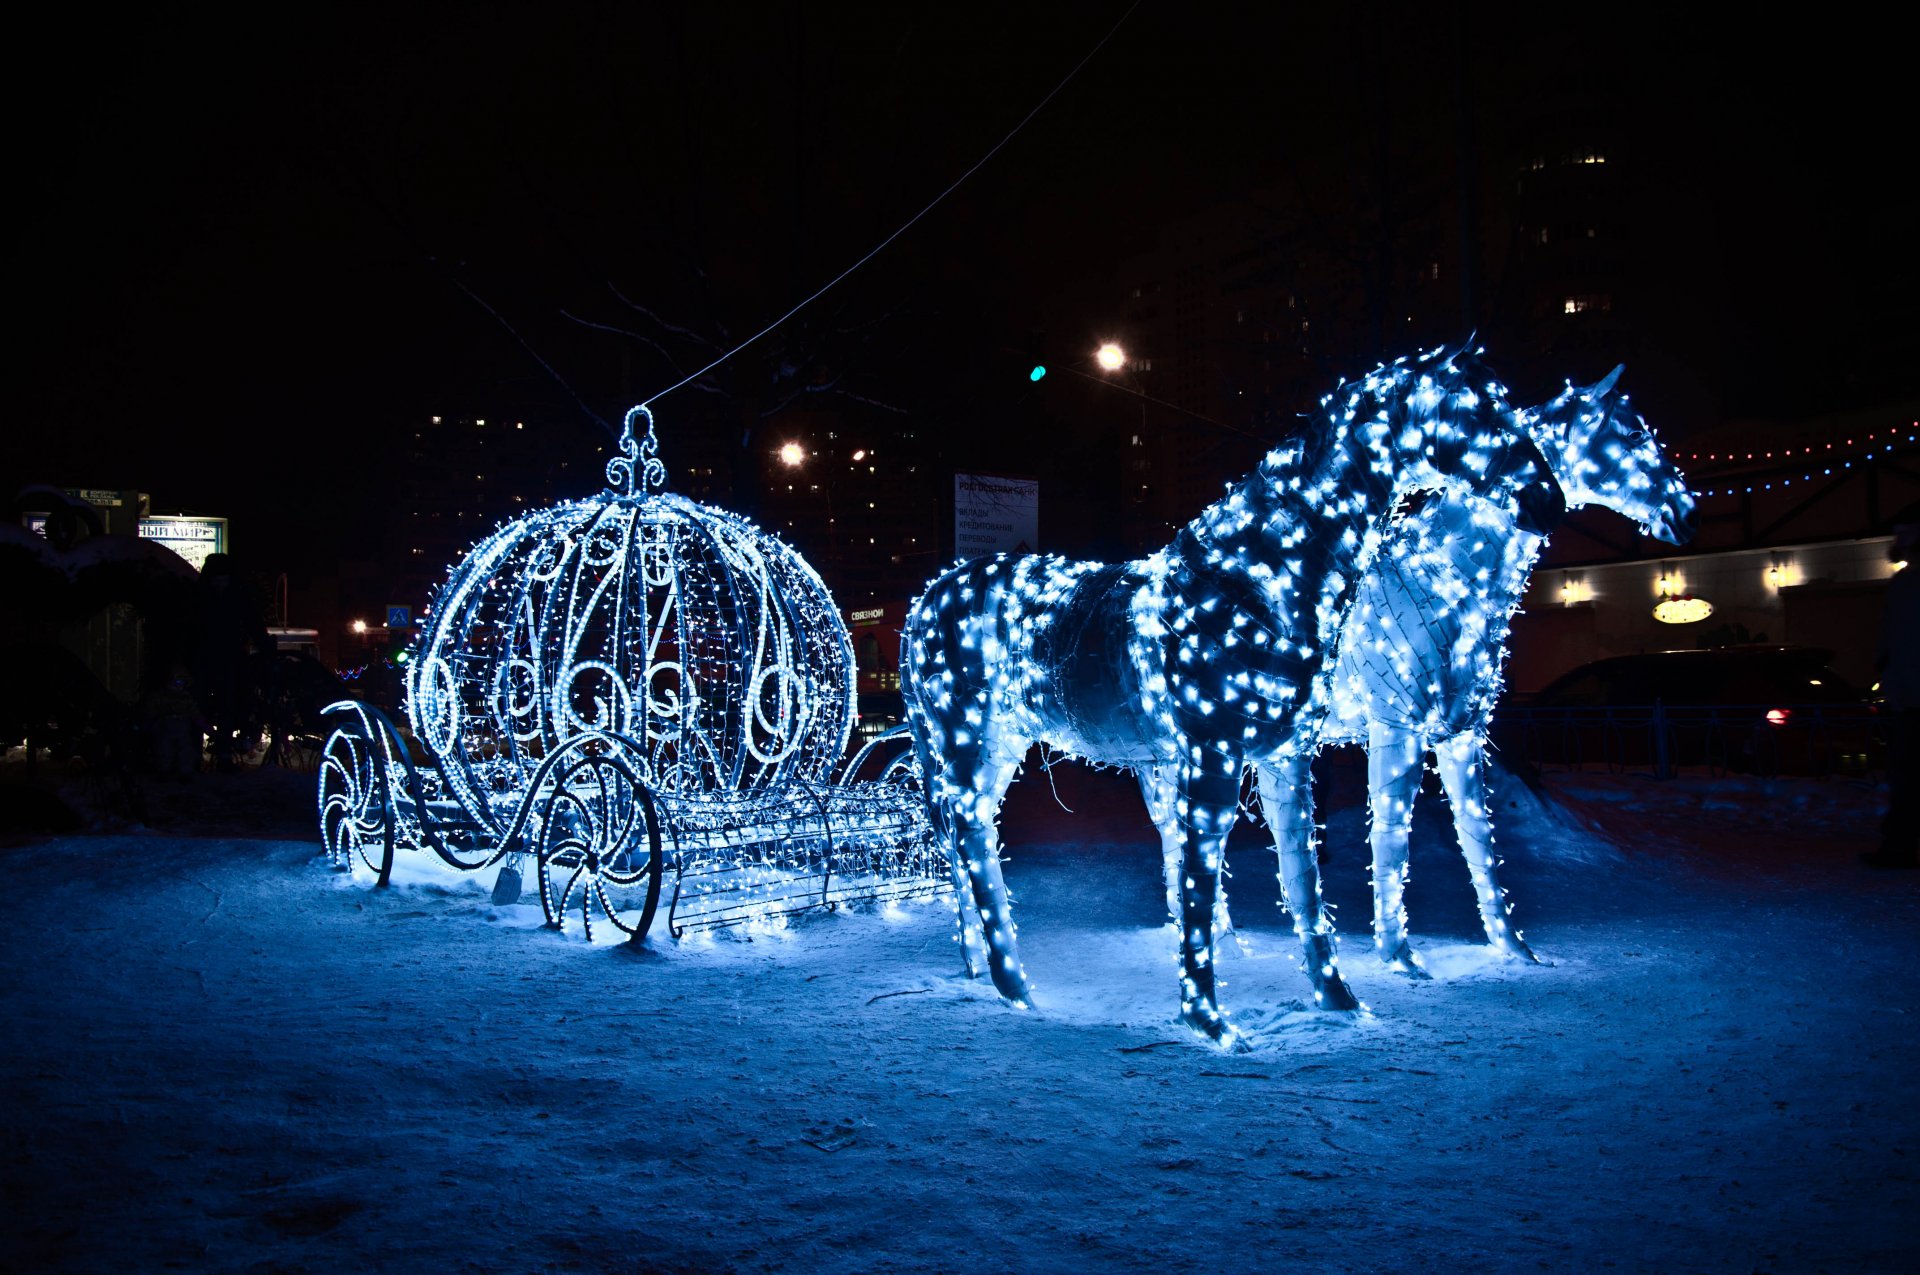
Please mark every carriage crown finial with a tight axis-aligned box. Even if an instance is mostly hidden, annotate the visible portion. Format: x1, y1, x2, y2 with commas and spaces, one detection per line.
609, 405, 669, 496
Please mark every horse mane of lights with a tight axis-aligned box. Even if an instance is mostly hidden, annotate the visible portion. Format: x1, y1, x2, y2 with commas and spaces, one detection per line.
405, 406, 855, 830
1319, 364, 1696, 979
902, 343, 1570, 1048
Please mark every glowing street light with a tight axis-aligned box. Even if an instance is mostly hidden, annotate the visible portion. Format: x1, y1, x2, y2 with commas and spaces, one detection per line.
351, 619, 369, 634
779, 442, 806, 467
1095, 342, 1126, 372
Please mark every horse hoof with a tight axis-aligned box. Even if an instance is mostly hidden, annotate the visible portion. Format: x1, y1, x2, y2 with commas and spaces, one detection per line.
1301, 934, 1362, 1010
992, 973, 1035, 1008
1382, 940, 1433, 980
1312, 976, 1362, 1012
1495, 937, 1543, 965
1180, 1005, 1244, 1049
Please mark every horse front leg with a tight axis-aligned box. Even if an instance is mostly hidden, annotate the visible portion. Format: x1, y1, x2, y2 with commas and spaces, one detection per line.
1367, 722, 1431, 978
1433, 733, 1540, 963
1256, 754, 1361, 1011
1170, 761, 1244, 1045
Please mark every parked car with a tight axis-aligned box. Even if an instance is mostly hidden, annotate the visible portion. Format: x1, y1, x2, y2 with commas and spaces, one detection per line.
1495, 646, 1877, 776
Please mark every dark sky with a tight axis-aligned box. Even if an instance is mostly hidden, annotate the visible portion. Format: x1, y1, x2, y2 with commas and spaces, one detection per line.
10, 4, 1914, 570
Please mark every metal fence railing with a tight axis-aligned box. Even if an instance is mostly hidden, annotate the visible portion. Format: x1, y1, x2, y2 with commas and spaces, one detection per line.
1487, 702, 1883, 780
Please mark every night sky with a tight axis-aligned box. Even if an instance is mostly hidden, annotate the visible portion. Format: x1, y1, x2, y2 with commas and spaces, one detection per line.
11, 4, 1914, 575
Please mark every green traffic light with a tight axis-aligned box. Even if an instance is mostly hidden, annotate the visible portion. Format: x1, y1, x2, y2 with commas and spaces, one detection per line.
1030, 365, 1047, 382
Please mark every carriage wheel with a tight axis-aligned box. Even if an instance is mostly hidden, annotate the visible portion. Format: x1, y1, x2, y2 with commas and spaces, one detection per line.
533, 750, 663, 943
318, 727, 394, 885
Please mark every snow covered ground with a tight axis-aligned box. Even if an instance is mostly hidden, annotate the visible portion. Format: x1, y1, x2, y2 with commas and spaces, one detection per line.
3, 755, 1915, 1273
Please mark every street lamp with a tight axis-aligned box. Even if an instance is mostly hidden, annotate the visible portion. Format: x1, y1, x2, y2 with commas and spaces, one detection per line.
351, 618, 369, 634
1095, 342, 1126, 372
779, 442, 806, 467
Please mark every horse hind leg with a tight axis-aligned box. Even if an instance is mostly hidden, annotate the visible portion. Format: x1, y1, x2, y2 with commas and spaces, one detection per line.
1367, 722, 1432, 979
1139, 764, 1234, 939
1256, 755, 1360, 1011
941, 723, 1036, 1006
1433, 733, 1541, 963
908, 708, 989, 979
1168, 763, 1248, 1046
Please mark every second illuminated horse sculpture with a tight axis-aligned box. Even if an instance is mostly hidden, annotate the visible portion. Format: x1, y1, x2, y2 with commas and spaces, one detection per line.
1312, 367, 1696, 974
902, 348, 1565, 1045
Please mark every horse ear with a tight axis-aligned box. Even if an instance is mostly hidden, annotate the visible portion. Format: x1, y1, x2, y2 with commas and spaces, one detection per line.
1592, 364, 1624, 399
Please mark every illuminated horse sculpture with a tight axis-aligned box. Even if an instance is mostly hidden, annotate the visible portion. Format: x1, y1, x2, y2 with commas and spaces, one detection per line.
901, 348, 1566, 1045
1312, 367, 1696, 974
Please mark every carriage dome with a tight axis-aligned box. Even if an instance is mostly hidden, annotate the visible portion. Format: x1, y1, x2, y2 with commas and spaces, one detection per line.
403, 409, 855, 824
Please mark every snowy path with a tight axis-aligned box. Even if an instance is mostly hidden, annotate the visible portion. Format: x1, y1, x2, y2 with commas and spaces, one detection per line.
2, 766, 1916, 1273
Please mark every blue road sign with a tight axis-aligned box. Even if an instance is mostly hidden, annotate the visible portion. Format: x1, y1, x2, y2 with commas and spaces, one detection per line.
386, 605, 412, 629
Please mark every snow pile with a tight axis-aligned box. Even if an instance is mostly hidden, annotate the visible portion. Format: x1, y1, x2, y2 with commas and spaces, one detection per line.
1, 764, 1913, 1273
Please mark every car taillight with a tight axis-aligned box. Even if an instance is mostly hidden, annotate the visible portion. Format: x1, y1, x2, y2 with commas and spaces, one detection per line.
1766, 708, 1791, 727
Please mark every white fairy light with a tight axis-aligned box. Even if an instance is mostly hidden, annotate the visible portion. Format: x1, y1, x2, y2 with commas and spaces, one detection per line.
902, 344, 1569, 1046
407, 407, 855, 809
1319, 364, 1696, 974
322, 407, 951, 943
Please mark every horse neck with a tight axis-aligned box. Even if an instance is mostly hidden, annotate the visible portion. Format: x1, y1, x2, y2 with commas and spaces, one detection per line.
1173, 429, 1398, 645
1393, 499, 1546, 625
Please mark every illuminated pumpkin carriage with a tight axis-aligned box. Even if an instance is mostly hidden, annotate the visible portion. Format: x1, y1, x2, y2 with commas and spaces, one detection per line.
317, 409, 946, 940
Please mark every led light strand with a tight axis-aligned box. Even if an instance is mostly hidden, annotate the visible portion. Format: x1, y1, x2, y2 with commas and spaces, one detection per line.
1677, 427, 1916, 464
1691, 434, 1915, 497
1321, 366, 1695, 971
901, 343, 1569, 1046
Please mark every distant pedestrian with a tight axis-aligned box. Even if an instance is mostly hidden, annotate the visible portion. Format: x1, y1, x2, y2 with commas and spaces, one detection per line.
1865, 505, 1920, 869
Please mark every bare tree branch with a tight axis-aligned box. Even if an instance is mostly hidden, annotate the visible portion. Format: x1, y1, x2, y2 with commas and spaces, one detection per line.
607, 282, 725, 353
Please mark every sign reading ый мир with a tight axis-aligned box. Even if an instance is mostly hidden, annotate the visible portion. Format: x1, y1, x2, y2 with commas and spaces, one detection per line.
139, 516, 229, 571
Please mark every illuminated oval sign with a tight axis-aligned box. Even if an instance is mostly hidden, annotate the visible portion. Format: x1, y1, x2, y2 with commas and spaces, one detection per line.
1653, 596, 1714, 624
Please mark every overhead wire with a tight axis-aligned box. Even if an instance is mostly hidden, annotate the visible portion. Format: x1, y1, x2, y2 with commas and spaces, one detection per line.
640, 0, 1146, 410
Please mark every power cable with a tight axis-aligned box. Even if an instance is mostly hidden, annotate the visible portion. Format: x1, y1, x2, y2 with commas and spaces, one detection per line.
640, 0, 1146, 410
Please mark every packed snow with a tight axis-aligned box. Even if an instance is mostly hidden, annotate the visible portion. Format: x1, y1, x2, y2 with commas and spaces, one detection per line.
3, 753, 1915, 1272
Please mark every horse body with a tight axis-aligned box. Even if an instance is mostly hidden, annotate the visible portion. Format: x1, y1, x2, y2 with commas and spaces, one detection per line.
1318, 371, 1697, 973
903, 348, 1566, 1044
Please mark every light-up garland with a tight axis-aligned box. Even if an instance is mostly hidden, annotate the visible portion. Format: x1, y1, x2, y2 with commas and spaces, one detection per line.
1676, 427, 1915, 464
1319, 366, 1696, 976
321, 407, 948, 940
901, 345, 1567, 1047
1687, 431, 1915, 498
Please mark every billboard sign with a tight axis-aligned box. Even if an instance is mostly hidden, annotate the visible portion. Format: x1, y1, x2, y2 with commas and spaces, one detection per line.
953, 473, 1038, 560
139, 516, 228, 572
